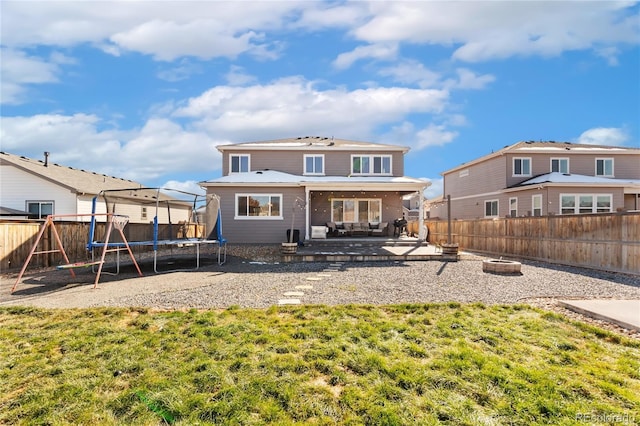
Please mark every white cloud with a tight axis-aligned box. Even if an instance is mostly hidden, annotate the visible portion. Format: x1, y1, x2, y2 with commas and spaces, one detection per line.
447, 68, 495, 90
157, 59, 203, 82
333, 43, 398, 69
225, 66, 257, 86
423, 177, 443, 199
378, 60, 441, 88
173, 78, 449, 142
160, 180, 206, 196
575, 127, 629, 146
415, 124, 459, 150
352, 2, 638, 63
0, 48, 63, 104
0, 113, 224, 183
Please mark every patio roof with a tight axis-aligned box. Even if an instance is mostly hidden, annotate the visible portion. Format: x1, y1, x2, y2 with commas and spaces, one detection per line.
200, 170, 430, 192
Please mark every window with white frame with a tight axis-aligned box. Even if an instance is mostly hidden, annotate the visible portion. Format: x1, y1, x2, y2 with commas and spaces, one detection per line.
331, 198, 381, 223
509, 197, 517, 217
532, 194, 543, 216
351, 155, 392, 175
485, 200, 499, 217
459, 169, 469, 177
550, 158, 569, 174
513, 158, 531, 176
560, 194, 612, 214
595, 158, 614, 177
230, 154, 250, 173
235, 194, 282, 219
304, 154, 324, 175
26, 201, 53, 219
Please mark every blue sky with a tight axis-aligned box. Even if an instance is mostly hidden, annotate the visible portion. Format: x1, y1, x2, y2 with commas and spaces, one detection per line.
1, 1, 638, 198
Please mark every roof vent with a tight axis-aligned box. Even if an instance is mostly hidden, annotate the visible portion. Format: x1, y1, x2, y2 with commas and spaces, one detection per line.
44, 151, 50, 167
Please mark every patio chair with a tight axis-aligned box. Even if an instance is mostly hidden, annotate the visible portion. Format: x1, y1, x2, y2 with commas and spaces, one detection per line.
371, 222, 388, 237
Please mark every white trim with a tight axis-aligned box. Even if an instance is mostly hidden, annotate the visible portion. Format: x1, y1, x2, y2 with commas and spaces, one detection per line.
512, 157, 531, 177
559, 193, 613, 214
303, 154, 325, 175
234, 193, 283, 219
350, 154, 393, 176
532, 194, 543, 216
550, 157, 569, 174
331, 198, 382, 223
484, 199, 499, 218
595, 158, 614, 177
229, 154, 251, 174
509, 197, 517, 217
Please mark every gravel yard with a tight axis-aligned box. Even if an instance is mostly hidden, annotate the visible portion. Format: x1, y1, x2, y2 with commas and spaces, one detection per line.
3, 253, 639, 337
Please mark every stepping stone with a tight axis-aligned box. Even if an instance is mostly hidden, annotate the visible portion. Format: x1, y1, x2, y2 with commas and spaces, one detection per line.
278, 299, 301, 305
329, 263, 343, 267
306, 277, 322, 281
295, 285, 314, 290
317, 273, 332, 277
284, 291, 304, 297
323, 268, 339, 272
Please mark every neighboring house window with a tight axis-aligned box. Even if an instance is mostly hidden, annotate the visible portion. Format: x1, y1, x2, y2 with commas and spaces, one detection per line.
331, 198, 381, 223
459, 169, 469, 177
304, 154, 324, 175
141, 206, 147, 221
27, 201, 53, 219
532, 195, 543, 216
560, 194, 612, 214
513, 158, 531, 176
230, 154, 250, 173
595, 158, 614, 177
484, 200, 499, 217
235, 194, 282, 219
351, 155, 391, 175
509, 197, 517, 217
550, 158, 569, 174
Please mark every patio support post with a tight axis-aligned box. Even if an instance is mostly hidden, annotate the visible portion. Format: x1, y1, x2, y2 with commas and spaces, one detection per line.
418, 188, 426, 241
447, 194, 452, 244
304, 186, 310, 241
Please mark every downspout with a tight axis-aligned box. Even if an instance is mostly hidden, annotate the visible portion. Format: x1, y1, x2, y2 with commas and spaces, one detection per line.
304, 186, 310, 241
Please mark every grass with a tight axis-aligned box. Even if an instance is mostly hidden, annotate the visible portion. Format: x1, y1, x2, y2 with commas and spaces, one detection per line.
1, 303, 639, 425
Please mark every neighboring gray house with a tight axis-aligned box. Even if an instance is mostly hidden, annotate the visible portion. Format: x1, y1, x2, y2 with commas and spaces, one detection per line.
431, 141, 640, 220
0, 151, 192, 223
199, 136, 431, 243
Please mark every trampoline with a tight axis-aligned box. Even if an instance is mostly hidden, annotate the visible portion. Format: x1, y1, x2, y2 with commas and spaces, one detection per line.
87, 187, 226, 273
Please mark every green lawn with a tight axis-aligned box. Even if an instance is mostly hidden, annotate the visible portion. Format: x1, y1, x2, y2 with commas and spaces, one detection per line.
1, 303, 638, 425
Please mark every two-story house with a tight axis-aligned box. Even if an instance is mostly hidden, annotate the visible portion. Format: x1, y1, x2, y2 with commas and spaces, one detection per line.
431, 141, 640, 220
199, 136, 430, 243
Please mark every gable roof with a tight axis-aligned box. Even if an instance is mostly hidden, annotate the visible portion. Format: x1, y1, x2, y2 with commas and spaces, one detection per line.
443, 141, 640, 175
1, 151, 142, 195
216, 136, 410, 153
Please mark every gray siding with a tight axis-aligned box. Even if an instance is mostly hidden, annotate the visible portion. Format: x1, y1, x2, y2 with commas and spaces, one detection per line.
222, 149, 404, 177
210, 186, 305, 244
444, 156, 506, 199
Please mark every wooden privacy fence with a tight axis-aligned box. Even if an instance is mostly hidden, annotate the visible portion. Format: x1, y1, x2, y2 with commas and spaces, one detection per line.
1, 220, 204, 271
425, 212, 640, 275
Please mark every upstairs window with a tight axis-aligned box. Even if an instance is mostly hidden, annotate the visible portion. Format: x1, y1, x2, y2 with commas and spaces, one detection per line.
27, 201, 53, 219
513, 158, 531, 177
230, 154, 250, 173
352, 155, 392, 175
304, 154, 324, 175
550, 158, 569, 174
595, 158, 614, 177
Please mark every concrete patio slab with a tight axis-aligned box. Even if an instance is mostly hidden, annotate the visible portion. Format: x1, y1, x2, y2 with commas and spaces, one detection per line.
559, 299, 640, 331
